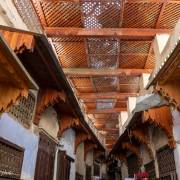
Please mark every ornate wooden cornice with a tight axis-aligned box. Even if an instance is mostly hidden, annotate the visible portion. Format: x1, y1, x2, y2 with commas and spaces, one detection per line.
34, 89, 66, 125
122, 142, 140, 158
155, 83, 180, 111
84, 141, 97, 161
75, 132, 91, 153
0, 30, 34, 53
130, 128, 153, 159
143, 106, 175, 148
58, 115, 80, 138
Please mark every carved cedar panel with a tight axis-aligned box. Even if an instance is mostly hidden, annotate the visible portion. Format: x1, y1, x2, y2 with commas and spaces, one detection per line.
34, 89, 66, 125
58, 115, 80, 138
143, 106, 175, 148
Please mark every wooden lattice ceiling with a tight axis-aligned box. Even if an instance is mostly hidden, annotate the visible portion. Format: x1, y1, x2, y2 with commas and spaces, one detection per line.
30, 0, 180, 150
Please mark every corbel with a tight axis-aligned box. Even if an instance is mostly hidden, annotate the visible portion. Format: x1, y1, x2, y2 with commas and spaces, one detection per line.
143, 106, 175, 148
93, 150, 104, 161
34, 89, 66, 125
58, 115, 80, 138
75, 131, 91, 153
84, 141, 97, 161
130, 128, 153, 159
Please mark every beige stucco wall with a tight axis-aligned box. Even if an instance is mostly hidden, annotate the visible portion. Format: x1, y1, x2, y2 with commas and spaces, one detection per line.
0, 0, 28, 30
121, 161, 128, 179
76, 142, 86, 179
39, 107, 59, 139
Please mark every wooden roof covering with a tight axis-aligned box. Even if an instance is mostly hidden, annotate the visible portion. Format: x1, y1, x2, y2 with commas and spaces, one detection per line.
21, 0, 180, 150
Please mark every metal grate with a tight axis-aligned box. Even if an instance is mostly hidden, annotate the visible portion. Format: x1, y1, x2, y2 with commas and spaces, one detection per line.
9, 93, 36, 128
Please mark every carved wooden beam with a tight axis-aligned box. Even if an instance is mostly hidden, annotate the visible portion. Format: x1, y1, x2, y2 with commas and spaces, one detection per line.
130, 129, 153, 159
58, 115, 80, 138
0, 30, 34, 53
75, 132, 91, 153
84, 141, 97, 161
143, 106, 175, 148
155, 83, 180, 111
34, 89, 66, 125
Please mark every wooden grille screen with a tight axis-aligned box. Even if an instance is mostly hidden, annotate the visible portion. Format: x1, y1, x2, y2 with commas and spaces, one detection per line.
9, 93, 36, 128
34, 133, 56, 180
157, 146, 177, 179
0, 137, 24, 179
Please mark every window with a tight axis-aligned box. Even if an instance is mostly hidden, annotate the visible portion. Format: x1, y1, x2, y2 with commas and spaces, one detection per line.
0, 137, 24, 179
9, 92, 36, 127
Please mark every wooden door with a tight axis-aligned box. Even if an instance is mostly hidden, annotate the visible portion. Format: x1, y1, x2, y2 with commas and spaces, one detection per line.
34, 133, 56, 180
157, 146, 177, 180
56, 150, 73, 180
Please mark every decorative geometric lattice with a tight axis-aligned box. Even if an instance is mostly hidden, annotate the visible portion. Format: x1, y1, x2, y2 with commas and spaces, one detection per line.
96, 99, 115, 110
9, 93, 36, 128
92, 77, 118, 92
41, 2, 82, 27
89, 55, 118, 69
119, 54, 147, 69
81, 0, 121, 28
87, 38, 119, 55
159, 3, 180, 29
122, 2, 162, 28
59, 55, 88, 68
120, 41, 151, 54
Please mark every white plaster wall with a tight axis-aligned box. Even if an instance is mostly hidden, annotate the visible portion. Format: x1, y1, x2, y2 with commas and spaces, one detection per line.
121, 162, 128, 179
140, 145, 151, 165
0, 113, 39, 180
76, 142, 86, 179
152, 128, 168, 150
0, 0, 28, 30
39, 107, 59, 139
172, 109, 180, 180
60, 129, 76, 180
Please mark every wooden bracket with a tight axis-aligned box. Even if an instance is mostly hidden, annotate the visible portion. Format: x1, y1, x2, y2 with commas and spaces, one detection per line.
34, 89, 66, 125
58, 115, 80, 138
84, 141, 97, 161
75, 132, 91, 153
130, 128, 153, 159
143, 106, 175, 148
93, 150, 104, 161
